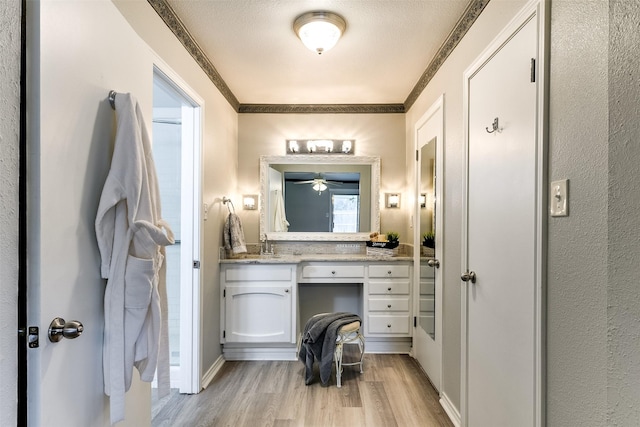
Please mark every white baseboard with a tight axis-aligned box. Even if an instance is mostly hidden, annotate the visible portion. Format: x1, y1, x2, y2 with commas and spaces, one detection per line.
363, 337, 412, 354
440, 392, 461, 427
200, 354, 225, 390
223, 345, 298, 361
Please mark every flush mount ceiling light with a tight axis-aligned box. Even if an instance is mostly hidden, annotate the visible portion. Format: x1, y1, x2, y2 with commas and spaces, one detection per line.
293, 11, 347, 55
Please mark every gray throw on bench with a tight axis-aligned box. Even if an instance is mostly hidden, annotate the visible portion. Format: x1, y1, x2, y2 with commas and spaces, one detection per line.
298, 312, 361, 386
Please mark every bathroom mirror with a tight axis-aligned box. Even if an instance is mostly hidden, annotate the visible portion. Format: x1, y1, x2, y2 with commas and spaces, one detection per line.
419, 139, 436, 336
260, 155, 380, 241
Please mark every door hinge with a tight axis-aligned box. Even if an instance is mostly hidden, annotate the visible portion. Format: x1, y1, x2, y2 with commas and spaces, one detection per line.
414, 316, 417, 328
19, 326, 39, 348
530, 58, 536, 82
193, 260, 201, 269
416, 149, 419, 162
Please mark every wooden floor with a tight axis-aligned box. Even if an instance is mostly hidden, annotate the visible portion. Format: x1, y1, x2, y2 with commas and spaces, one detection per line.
152, 352, 453, 427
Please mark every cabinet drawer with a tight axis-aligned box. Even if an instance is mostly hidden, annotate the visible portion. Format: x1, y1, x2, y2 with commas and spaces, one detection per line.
367, 315, 411, 334
369, 264, 410, 278
420, 279, 435, 295
420, 265, 435, 279
301, 265, 365, 279
368, 297, 410, 312
224, 265, 293, 282
420, 297, 434, 312
369, 280, 410, 295
419, 314, 435, 335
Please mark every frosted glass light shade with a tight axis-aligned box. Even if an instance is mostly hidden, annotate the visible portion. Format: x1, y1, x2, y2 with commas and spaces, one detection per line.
312, 182, 328, 193
294, 11, 346, 55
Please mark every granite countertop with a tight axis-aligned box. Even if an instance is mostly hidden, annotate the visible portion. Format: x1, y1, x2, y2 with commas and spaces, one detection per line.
219, 253, 414, 264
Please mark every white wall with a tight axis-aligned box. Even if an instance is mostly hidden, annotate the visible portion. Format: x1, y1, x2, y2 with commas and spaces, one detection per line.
25, 1, 236, 425
0, 2, 21, 425
237, 113, 407, 242
405, 0, 527, 412
114, 0, 238, 384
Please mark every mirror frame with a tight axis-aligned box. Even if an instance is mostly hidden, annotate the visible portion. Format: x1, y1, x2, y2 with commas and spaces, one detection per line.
260, 155, 380, 241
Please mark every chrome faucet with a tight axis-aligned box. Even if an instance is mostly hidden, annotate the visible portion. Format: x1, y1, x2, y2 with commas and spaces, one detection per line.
261, 240, 274, 255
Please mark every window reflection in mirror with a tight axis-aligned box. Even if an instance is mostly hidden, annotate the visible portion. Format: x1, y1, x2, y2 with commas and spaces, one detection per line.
284, 172, 361, 232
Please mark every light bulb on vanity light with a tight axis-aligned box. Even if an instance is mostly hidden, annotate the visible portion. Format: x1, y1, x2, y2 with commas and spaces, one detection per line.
386, 193, 401, 209
243, 195, 257, 210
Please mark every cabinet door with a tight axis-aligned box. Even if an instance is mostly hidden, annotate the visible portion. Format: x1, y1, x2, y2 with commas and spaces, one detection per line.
224, 285, 293, 343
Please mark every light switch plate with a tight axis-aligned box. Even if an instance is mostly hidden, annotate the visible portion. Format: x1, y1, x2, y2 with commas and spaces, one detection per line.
550, 179, 569, 217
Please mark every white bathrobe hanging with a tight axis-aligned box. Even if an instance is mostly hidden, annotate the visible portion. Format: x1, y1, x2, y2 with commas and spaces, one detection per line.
95, 93, 174, 425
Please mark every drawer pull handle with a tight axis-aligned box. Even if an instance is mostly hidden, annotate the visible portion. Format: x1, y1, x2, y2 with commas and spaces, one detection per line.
387, 304, 392, 308
388, 270, 392, 275
331, 271, 336, 275
387, 324, 392, 328
387, 287, 392, 291
284, 289, 289, 293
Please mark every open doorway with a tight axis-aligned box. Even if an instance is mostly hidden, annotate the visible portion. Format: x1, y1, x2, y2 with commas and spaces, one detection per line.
152, 67, 202, 397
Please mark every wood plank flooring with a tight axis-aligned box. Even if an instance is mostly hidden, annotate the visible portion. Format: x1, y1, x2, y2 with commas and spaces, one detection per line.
152, 353, 453, 427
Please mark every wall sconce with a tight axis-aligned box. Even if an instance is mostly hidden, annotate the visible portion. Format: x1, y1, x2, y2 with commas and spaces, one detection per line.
243, 195, 258, 210
286, 139, 355, 155
386, 193, 401, 209
419, 193, 427, 208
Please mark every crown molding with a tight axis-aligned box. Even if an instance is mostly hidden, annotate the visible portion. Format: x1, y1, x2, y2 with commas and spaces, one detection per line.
238, 104, 405, 114
404, 0, 491, 111
147, 0, 240, 111
149, 0, 490, 115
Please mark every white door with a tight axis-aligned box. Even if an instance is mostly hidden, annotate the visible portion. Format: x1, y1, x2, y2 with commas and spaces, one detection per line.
152, 69, 203, 394
462, 5, 544, 427
413, 95, 444, 391
26, 2, 168, 425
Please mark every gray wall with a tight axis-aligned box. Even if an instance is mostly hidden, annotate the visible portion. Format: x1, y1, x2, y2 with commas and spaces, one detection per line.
547, 0, 609, 424
607, 1, 640, 425
0, 2, 20, 425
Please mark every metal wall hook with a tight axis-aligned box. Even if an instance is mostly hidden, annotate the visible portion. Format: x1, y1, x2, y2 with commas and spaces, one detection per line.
108, 90, 117, 110
486, 117, 500, 134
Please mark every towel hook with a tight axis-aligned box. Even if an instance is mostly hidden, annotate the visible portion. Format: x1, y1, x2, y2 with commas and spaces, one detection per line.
222, 196, 235, 214
108, 90, 117, 110
486, 117, 500, 134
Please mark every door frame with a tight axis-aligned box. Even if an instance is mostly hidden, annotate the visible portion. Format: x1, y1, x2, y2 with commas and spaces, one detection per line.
152, 62, 204, 394
413, 94, 444, 392
461, 0, 547, 425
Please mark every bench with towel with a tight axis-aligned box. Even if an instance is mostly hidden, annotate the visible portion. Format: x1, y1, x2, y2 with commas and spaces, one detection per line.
298, 312, 364, 386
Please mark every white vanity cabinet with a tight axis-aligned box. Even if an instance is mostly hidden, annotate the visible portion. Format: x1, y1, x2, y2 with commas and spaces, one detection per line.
220, 258, 413, 359
367, 264, 412, 336
220, 264, 296, 345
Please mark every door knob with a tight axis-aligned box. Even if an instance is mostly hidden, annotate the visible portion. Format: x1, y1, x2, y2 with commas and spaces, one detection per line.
48, 317, 84, 342
461, 271, 477, 284
427, 259, 440, 268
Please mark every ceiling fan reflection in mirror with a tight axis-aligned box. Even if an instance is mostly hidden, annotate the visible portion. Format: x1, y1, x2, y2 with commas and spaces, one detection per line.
294, 176, 342, 194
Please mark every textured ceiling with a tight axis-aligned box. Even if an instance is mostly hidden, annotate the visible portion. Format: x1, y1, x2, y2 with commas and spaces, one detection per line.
164, 0, 471, 106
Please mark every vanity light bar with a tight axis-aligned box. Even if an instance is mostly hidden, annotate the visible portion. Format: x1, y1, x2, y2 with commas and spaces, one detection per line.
286, 139, 355, 155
